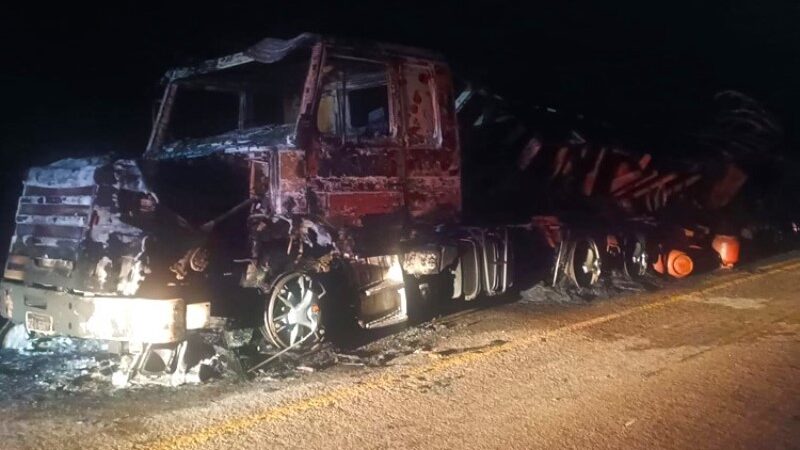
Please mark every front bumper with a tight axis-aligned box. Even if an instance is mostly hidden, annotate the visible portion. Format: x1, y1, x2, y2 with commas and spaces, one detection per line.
0, 281, 209, 344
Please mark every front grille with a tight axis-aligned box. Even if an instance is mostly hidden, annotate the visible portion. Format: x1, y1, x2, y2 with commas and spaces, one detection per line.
5, 184, 96, 279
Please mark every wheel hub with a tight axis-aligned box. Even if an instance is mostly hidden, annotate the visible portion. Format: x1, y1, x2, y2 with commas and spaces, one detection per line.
265, 273, 325, 349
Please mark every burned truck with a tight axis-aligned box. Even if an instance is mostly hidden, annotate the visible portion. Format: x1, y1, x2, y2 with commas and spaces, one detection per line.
1, 33, 784, 367
0, 33, 521, 358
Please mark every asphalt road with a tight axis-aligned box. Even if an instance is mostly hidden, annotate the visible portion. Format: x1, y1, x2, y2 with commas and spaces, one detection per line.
2, 256, 800, 449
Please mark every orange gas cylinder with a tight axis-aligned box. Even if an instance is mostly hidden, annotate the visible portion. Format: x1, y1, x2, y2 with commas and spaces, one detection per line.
712, 234, 740, 269
666, 250, 694, 278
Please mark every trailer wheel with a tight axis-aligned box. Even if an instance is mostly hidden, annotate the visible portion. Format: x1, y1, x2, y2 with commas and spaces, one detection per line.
263, 272, 325, 350
565, 238, 602, 289
623, 236, 649, 278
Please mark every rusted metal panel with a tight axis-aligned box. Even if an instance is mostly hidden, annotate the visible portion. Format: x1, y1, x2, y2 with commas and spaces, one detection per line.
277, 149, 308, 215
279, 149, 306, 180
310, 176, 404, 192
308, 176, 405, 226
317, 148, 402, 178
403, 62, 461, 222
406, 176, 461, 221
405, 148, 459, 176
327, 192, 404, 224
402, 63, 440, 147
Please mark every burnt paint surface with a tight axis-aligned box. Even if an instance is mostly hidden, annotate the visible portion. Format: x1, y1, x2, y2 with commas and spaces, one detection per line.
303, 48, 461, 228
4, 37, 464, 306
204, 41, 464, 231
5, 158, 152, 295
404, 63, 461, 222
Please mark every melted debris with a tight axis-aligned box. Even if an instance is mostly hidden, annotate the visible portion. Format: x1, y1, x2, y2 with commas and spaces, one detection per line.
0, 326, 234, 401
0, 329, 120, 400
159, 124, 295, 159
521, 270, 663, 304
0, 271, 666, 399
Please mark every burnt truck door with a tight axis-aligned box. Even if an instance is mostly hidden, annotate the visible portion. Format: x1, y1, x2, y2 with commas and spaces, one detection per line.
305, 48, 462, 329
311, 52, 405, 228
308, 51, 408, 329
400, 61, 461, 224
309, 50, 461, 228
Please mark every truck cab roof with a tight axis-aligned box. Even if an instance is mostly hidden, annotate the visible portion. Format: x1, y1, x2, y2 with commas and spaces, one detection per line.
164, 33, 447, 82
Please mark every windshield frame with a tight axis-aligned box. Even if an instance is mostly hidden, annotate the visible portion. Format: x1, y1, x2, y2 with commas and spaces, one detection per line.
145, 45, 321, 158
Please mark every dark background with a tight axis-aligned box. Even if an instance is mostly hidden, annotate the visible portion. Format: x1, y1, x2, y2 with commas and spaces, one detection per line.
1, 1, 798, 253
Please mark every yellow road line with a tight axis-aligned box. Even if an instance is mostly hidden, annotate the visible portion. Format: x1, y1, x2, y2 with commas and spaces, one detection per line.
137, 258, 800, 450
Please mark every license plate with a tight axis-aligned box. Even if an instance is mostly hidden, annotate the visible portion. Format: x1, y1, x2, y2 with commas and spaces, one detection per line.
25, 311, 54, 334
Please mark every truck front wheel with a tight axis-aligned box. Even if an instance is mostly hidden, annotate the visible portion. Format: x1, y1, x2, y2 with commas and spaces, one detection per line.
263, 272, 326, 350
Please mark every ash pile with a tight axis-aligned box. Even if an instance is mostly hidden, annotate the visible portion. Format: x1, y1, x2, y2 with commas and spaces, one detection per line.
0, 323, 120, 401
0, 321, 232, 400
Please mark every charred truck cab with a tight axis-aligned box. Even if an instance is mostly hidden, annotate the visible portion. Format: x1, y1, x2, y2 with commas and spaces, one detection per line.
0, 34, 513, 355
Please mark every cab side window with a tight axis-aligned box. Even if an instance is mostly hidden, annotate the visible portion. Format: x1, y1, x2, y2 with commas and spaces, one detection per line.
317, 57, 391, 140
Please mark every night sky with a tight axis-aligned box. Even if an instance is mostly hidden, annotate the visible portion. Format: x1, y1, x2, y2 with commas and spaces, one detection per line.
1, 1, 798, 250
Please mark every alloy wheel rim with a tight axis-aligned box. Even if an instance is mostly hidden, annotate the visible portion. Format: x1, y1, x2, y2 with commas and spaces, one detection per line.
266, 273, 324, 349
